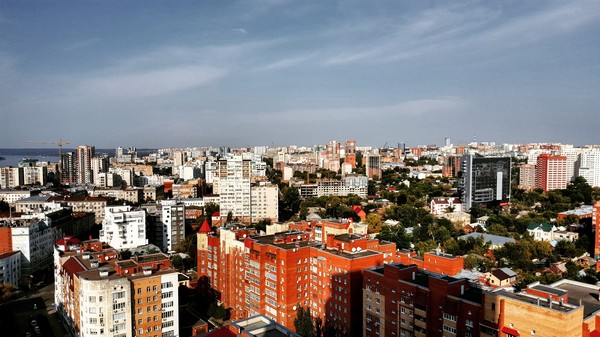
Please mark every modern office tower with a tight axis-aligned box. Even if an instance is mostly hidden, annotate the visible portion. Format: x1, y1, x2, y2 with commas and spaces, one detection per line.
578, 151, 600, 187
216, 156, 252, 224
76, 145, 95, 185
0, 167, 24, 188
99, 206, 148, 250
345, 140, 357, 168
54, 243, 179, 337
159, 200, 185, 252
173, 151, 185, 167
250, 183, 279, 223
366, 153, 382, 180
519, 164, 536, 190
458, 154, 511, 211
535, 154, 567, 192
197, 225, 398, 337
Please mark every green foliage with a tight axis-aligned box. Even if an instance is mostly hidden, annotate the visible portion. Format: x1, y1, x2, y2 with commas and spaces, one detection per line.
204, 202, 220, 225
253, 219, 271, 233
376, 225, 412, 249
280, 187, 301, 221
494, 240, 555, 271
554, 240, 586, 258
365, 213, 383, 233
177, 234, 198, 264
294, 306, 314, 337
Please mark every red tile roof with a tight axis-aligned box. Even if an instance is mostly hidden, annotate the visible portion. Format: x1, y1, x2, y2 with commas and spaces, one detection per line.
199, 220, 211, 233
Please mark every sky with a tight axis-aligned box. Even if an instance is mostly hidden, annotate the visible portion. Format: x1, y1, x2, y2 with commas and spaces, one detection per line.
1, 0, 599, 149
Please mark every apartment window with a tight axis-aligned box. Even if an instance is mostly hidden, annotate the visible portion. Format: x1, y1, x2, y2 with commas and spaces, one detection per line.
443, 325, 457, 334
138, 329, 143, 335
465, 319, 473, 328
443, 313, 457, 322
147, 286, 151, 292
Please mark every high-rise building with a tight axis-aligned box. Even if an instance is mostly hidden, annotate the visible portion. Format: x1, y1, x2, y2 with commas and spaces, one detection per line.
519, 164, 536, 190
363, 263, 481, 337
197, 225, 399, 337
61, 152, 77, 185
0, 167, 24, 188
160, 200, 185, 252
76, 145, 95, 185
345, 140, 356, 168
578, 151, 600, 187
535, 154, 567, 192
215, 157, 252, 223
458, 154, 511, 211
54, 242, 179, 337
173, 151, 185, 167
250, 183, 279, 223
366, 153, 382, 180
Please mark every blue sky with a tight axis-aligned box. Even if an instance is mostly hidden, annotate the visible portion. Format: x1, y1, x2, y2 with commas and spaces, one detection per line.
1, 0, 599, 149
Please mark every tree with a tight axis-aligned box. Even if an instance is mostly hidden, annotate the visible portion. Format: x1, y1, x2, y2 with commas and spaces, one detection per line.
376, 225, 411, 249
365, 213, 383, 233
204, 202, 220, 225
0, 283, 15, 301
294, 306, 314, 337
280, 187, 301, 221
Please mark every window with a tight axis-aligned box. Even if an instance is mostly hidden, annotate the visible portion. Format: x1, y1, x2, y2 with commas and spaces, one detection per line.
443, 313, 457, 322
443, 325, 457, 334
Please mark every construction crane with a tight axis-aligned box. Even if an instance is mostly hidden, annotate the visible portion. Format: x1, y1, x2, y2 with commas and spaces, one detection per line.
25, 139, 71, 183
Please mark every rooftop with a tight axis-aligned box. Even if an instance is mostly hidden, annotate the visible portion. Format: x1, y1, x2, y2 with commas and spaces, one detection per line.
552, 279, 600, 318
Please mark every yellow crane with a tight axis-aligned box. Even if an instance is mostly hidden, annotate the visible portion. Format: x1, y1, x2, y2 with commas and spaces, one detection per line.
25, 139, 71, 182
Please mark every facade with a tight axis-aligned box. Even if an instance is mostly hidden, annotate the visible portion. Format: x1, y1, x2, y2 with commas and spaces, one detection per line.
197, 226, 398, 337
578, 151, 600, 187
215, 157, 252, 224
0, 218, 58, 278
54, 243, 179, 337
345, 140, 357, 168
298, 175, 368, 199
250, 183, 279, 223
160, 201, 185, 252
518, 164, 536, 190
0, 167, 24, 188
0, 189, 38, 204
535, 154, 568, 191
88, 187, 144, 204
22, 166, 47, 186
458, 154, 511, 211
366, 154, 382, 180
49, 196, 108, 224
363, 263, 481, 337
429, 197, 462, 215
0, 251, 21, 288
594, 201, 600, 267
76, 145, 96, 185
527, 223, 556, 241
100, 206, 148, 250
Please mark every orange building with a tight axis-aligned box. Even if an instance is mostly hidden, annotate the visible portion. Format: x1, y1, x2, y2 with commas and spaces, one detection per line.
197, 225, 400, 337
397, 250, 465, 276
535, 154, 568, 191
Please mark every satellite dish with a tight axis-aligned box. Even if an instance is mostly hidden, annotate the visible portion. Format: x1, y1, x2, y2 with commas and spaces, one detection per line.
293, 306, 297, 310
352, 247, 356, 252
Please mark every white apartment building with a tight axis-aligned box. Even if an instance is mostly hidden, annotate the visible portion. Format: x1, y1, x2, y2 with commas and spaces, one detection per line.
0, 167, 23, 188
158, 272, 179, 337
0, 251, 21, 288
100, 206, 148, 250
578, 151, 600, 187
430, 197, 462, 215
160, 201, 185, 252
215, 157, 251, 223
7, 219, 58, 276
250, 183, 279, 223
204, 161, 218, 185
109, 167, 134, 187
0, 189, 38, 204
22, 166, 47, 186
78, 271, 132, 337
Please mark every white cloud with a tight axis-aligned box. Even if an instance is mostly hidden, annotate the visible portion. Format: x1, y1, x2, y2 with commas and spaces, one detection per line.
256, 53, 317, 71
80, 65, 226, 98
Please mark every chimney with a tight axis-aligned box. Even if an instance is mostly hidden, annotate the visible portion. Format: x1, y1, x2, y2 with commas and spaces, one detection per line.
63, 239, 68, 252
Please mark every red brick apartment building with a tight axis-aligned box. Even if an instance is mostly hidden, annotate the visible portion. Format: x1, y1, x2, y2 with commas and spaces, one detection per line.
197, 223, 401, 337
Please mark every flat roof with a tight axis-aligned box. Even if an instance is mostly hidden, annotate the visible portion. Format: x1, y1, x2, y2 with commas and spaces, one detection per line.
553, 280, 600, 318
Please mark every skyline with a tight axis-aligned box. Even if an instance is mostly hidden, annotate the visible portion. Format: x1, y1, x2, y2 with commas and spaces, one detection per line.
1, 1, 600, 149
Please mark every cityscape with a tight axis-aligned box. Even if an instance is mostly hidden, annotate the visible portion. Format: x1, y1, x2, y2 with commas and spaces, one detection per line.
0, 140, 599, 337
2, 1, 600, 337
